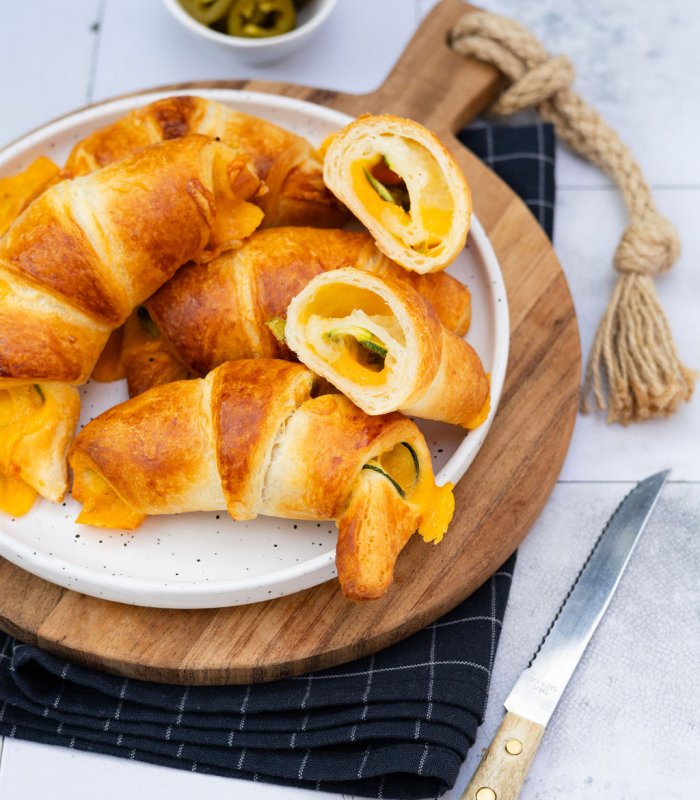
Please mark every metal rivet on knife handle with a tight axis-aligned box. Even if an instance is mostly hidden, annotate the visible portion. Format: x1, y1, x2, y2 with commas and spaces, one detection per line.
505, 738, 523, 755
476, 788, 497, 800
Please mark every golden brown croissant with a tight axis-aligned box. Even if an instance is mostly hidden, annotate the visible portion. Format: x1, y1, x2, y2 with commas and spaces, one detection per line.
285, 267, 490, 428
70, 359, 455, 600
323, 114, 471, 273
0, 134, 263, 385
94, 227, 472, 396
65, 95, 347, 229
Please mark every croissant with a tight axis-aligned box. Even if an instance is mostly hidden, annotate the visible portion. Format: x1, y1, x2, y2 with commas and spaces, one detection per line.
65, 95, 347, 229
285, 267, 490, 428
93, 227, 472, 396
0, 134, 263, 385
69, 359, 455, 600
323, 114, 471, 273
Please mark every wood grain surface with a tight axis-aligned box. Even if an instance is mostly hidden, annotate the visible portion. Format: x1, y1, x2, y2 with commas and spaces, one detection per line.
0, 0, 581, 684
462, 711, 546, 800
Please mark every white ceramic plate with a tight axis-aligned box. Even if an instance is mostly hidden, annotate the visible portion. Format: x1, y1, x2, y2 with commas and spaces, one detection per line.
0, 89, 509, 608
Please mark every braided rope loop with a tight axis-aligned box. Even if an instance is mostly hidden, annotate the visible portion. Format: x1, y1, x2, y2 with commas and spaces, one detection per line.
451, 10, 694, 424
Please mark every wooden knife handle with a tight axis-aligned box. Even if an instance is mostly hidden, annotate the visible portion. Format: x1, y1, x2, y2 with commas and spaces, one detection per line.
462, 711, 545, 800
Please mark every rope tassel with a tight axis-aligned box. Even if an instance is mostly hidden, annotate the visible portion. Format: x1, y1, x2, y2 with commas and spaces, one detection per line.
450, 10, 694, 424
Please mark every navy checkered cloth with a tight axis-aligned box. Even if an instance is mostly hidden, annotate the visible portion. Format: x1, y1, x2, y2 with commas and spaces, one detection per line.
0, 123, 555, 799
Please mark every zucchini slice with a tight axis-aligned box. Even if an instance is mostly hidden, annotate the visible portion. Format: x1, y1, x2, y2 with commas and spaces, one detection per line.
326, 326, 388, 359
266, 316, 287, 343
361, 463, 406, 498
363, 167, 395, 204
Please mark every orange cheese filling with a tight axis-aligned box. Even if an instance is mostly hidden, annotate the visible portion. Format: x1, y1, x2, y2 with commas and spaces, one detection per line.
0, 384, 51, 516
0, 156, 61, 237
372, 442, 454, 544
72, 453, 145, 530
301, 284, 390, 322
331, 347, 386, 386
302, 284, 395, 387
350, 156, 453, 250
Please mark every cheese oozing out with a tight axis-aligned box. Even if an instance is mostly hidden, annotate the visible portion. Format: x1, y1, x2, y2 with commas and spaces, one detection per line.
0, 384, 53, 516
364, 441, 454, 544
349, 142, 454, 255
71, 451, 145, 530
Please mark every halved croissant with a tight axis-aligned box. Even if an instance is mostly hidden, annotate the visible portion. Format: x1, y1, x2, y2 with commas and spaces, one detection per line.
93, 227, 472, 396
285, 267, 490, 428
65, 95, 347, 229
0, 135, 263, 385
323, 114, 471, 273
69, 359, 455, 600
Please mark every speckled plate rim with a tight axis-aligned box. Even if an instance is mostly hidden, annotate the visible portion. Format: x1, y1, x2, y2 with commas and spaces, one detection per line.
0, 88, 509, 607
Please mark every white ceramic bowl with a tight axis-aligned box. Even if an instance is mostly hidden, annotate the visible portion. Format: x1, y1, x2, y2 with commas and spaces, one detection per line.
162, 0, 338, 64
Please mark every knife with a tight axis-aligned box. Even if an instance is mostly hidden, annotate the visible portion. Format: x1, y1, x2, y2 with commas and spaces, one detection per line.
462, 469, 670, 800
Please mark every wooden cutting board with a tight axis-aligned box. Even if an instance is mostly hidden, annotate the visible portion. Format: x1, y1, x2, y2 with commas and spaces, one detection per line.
0, 0, 580, 684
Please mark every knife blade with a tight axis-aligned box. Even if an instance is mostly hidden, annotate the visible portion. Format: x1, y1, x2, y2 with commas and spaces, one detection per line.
462, 470, 670, 800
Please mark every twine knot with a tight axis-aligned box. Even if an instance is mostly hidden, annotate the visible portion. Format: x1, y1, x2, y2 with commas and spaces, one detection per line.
614, 212, 681, 276
450, 12, 575, 115
491, 55, 574, 116
450, 9, 694, 424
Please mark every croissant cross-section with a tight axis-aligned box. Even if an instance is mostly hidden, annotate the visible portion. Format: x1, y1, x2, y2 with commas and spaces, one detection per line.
323, 114, 472, 273
285, 267, 490, 428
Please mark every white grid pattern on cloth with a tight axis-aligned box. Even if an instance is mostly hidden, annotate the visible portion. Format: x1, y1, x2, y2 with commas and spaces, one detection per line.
459, 123, 556, 241
227, 684, 251, 747
524, 198, 555, 210
485, 577, 497, 702
0, 561, 516, 796
297, 748, 311, 780
104, 677, 129, 732
536, 122, 546, 227
429, 615, 503, 630
414, 626, 437, 742
482, 151, 555, 166
289, 660, 491, 680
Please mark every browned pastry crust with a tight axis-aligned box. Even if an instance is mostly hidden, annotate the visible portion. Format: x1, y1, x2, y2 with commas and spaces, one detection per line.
285, 267, 490, 428
0, 135, 263, 384
70, 359, 454, 600
65, 95, 347, 229
115, 227, 471, 393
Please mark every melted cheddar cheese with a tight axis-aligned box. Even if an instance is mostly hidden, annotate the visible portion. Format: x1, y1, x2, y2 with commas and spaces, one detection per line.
71, 452, 145, 530
350, 156, 453, 251
0, 156, 60, 237
0, 385, 51, 516
302, 285, 397, 388
373, 442, 454, 544
331, 348, 386, 386
412, 478, 454, 544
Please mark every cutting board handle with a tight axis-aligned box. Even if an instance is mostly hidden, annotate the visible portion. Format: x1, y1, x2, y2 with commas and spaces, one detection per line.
333, 0, 504, 134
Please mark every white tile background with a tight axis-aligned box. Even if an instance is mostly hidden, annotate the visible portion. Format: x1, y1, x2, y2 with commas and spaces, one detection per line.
0, 0, 698, 798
